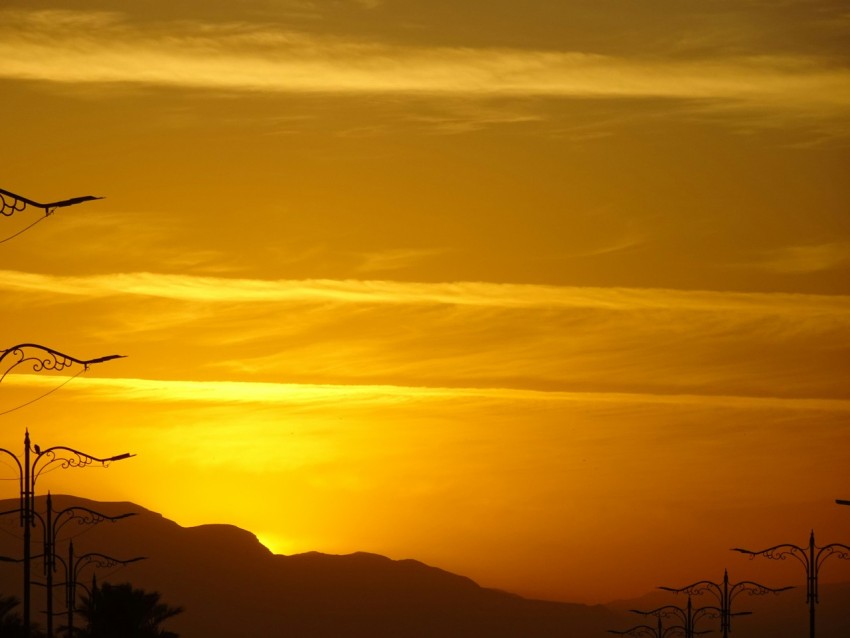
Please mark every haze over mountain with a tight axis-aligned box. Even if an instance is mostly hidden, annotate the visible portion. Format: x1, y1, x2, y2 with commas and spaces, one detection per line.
0, 496, 847, 637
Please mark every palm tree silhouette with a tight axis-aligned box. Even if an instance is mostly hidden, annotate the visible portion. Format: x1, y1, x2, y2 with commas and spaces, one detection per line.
76, 582, 183, 638
0, 594, 42, 637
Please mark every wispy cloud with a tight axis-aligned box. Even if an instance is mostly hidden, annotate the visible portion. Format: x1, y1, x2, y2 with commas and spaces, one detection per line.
754, 241, 850, 274
2, 269, 849, 315
2, 270, 848, 402
8, 373, 850, 413
1, 9, 848, 121
353, 248, 445, 274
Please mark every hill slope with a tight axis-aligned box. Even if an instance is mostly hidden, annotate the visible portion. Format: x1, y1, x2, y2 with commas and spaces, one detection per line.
0, 496, 847, 636
0, 496, 623, 637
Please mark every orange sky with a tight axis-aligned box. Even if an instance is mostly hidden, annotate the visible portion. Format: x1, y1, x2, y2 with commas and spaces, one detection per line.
1, 0, 850, 604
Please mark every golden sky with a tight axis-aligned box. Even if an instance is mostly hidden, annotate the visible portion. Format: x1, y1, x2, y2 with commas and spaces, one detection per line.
1, 0, 850, 604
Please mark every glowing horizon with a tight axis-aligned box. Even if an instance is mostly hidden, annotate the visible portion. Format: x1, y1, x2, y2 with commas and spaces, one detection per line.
2, 0, 850, 607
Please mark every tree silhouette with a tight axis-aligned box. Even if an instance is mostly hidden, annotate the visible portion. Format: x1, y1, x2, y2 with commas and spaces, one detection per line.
0, 594, 44, 638
0, 594, 23, 636
76, 582, 183, 638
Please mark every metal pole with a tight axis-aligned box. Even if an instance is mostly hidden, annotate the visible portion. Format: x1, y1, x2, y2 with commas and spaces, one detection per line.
67, 541, 74, 638
721, 570, 729, 638
808, 531, 816, 638
46, 493, 54, 638
23, 430, 31, 638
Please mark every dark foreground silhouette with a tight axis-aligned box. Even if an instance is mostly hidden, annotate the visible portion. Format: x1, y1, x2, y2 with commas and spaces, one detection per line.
0, 497, 846, 638
77, 582, 183, 638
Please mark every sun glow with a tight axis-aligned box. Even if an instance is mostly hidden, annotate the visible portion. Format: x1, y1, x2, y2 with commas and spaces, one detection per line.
2, 0, 849, 610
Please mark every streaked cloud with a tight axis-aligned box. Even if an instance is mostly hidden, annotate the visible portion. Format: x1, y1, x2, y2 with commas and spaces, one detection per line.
3, 269, 849, 315
353, 248, 446, 274
2, 270, 848, 403
2, 0, 849, 610
7, 373, 850, 413
0, 9, 848, 121
755, 241, 850, 274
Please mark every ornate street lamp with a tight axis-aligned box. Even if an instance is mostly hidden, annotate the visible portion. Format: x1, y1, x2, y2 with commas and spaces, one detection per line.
0, 187, 102, 244
46, 492, 134, 638
627, 598, 715, 638
733, 531, 850, 638
659, 569, 790, 638
55, 541, 145, 637
609, 614, 696, 638
0, 494, 137, 638
1, 342, 126, 638
42, 494, 136, 638
0, 432, 133, 637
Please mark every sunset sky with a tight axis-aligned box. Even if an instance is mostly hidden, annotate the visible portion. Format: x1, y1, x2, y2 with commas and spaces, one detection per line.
1, 0, 850, 605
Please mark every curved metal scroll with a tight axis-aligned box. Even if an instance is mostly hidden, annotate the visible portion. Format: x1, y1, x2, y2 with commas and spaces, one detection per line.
0, 343, 124, 384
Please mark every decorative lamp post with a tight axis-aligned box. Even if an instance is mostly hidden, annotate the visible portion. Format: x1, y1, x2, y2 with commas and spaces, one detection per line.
0, 341, 125, 638
54, 541, 145, 637
45, 494, 136, 637
733, 531, 850, 638
0, 494, 136, 638
659, 569, 790, 638
627, 598, 716, 638
609, 614, 698, 638
0, 432, 133, 637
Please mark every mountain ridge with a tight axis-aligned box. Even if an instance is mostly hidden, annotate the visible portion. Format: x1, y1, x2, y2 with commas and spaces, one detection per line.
0, 495, 622, 637
0, 495, 847, 637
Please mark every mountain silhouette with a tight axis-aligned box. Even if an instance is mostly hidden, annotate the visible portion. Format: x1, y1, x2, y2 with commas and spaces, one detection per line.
0, 496, 847, 637
0, 496, 623, 637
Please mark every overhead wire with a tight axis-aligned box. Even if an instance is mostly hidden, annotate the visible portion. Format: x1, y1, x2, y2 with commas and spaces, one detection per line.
0, 212, 51, 245
0, 368, 85, 418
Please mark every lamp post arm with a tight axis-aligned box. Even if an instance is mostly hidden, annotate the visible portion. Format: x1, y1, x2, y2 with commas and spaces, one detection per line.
692, 604, 721, 623
630, 606, 687, 624
0, 449, 24, 513
0, 448, 23, 474
31, 447, 134, 491
814, 543, 850, 572
727, 580, 794, 603
36, 447, 134, 466
660, 580, 722, 604
73, 553, 146, 580
0, 344, 124, 425
608, 625, 658, 637
53, 552, 69, 593
53, 507, 136, 539
732, 544, 808, 570
0, 344, 124, 383
0, 188, 102, 213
